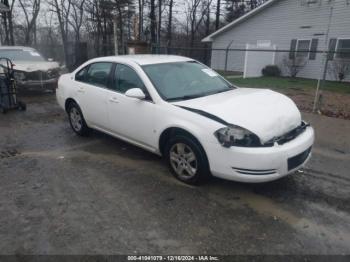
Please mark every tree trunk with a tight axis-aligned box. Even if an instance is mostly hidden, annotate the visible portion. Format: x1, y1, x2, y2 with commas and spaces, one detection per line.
190, 8, 196, 49
167, 0, 173, 48
102, 8, 107, 55
3, 13, 9, 45
204, 1, 210, 65
157, 0, 161, 47
215, 0, 220, 30
8, 10, 15, 45
138, 0, 142, 39
33, 21, 37, 47
150, 0, 156, 45
117, 6, 124, 54
95, 0, 102, 56
53, 0, 70, 70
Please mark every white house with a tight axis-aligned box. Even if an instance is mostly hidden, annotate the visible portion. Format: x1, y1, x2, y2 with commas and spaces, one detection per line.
203, 0, 350, 80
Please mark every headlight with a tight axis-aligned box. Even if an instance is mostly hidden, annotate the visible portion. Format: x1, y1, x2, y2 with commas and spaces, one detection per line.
47, 68, 60, 78
214, 126, 260, 148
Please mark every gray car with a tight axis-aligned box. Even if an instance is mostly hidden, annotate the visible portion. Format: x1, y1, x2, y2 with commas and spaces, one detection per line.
0, 46, 62, 90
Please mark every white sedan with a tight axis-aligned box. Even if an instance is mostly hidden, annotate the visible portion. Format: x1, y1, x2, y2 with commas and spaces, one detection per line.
56, 55, 314, 185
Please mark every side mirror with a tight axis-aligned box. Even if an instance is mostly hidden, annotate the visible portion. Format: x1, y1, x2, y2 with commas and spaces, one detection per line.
125, 88, 146, 100
48, 58, 54, 62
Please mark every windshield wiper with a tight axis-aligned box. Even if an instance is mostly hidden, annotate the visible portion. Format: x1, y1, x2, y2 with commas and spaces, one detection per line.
206, 89, 232, 95
167, 89, 233, 102
167, 94, 204, 102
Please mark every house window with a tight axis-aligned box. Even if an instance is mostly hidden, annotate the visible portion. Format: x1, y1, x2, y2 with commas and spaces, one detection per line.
296, 40, 311, 58
336, 39, 350, 59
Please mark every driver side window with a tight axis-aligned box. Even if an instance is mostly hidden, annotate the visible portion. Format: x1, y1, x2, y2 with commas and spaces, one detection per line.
75, 66, 88, 82
114, 64, 144, 93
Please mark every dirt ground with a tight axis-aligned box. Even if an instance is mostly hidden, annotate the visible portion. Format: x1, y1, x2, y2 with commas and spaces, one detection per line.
283, 89, 350, 120
0, 94, 350, 256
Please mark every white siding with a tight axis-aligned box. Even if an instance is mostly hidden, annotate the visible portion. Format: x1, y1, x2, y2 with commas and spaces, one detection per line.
210, 0, 350, 80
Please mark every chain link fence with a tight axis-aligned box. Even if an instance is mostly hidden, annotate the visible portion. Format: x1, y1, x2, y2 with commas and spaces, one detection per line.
32, 40, 350, 120
153, 44, 350, 120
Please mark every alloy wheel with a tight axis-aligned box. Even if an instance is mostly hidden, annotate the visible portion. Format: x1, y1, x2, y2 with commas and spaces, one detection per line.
70, 107, 83, 132
169, 143, 198, 179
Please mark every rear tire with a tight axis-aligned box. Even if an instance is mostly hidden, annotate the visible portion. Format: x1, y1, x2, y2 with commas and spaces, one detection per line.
18, 101, 26, 111
164, 135, 210, 185
67, 102, 91, 136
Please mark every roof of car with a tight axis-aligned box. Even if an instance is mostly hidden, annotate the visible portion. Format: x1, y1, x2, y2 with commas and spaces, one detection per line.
93, 55, 194, 65
0, 46, 36, 51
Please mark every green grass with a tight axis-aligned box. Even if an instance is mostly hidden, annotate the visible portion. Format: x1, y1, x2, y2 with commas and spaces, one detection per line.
227, 76, 350, 94
217, 70, 243, 77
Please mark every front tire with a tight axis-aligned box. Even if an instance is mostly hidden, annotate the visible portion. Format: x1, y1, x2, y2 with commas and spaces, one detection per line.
165, 135, 210, 185
67, 102, 91, 136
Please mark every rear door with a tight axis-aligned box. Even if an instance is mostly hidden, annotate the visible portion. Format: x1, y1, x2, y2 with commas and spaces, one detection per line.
74, 62, 113, 129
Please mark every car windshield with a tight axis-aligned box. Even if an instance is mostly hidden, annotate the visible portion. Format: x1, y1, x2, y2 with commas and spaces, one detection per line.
142, 61, 234, 101
0, 49, 46, 62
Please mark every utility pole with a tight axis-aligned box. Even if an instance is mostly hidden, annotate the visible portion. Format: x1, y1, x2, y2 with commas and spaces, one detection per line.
312, 6, 333, 113
113, 16, 119, 56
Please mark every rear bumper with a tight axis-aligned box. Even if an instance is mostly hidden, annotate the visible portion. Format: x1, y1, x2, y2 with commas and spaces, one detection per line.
204, 126, 315, 183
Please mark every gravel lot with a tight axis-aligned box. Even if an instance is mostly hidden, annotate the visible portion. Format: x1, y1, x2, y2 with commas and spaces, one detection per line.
0, 94, 349, 256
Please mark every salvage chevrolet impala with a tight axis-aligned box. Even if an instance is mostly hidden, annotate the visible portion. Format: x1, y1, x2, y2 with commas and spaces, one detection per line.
0, 46, 61, 90
56, 55, 314, 185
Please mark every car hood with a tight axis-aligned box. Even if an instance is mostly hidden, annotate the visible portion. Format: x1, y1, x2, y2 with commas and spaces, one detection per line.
11, 61, 60, 72
172, 88, 302, 144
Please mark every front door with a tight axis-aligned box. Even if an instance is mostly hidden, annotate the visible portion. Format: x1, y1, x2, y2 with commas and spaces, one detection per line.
106, 63, 157, 150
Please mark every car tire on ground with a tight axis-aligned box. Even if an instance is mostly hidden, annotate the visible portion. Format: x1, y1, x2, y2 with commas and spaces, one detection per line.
67, 102, 91, 136
18, 101, 26, 111
165, 134, 211, 185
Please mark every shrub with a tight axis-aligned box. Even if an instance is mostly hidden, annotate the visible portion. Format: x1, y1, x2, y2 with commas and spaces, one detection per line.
282, 55, 307, 78
330, 59, 350, 82
262, 65, 281, 77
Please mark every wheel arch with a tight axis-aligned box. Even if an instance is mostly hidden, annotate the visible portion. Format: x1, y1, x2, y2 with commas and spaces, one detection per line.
158, 126, 211, 177
158, 127, 207, 158
65, 98, 77, 112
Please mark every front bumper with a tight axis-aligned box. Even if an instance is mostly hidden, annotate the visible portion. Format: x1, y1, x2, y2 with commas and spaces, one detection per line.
17, 78, 58, 90
204, 126, 314, 183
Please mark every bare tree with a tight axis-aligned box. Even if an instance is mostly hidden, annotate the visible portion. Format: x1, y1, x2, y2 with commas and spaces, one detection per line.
18, 0, 41, 45
84, 0, 102, 55
49, 0, 72, 68
167, 0, 173, 47
157, 0, 162, 47
138, 0, 144, 39
150, 0, 156, 45
282, 55, 307, 78
187, 0, 212, 48
3, 0, 16, 45
330, 59, 350, 82
225, 0, 246, 22
215, 0, 220, 30
114, 0, 134, 54
68, 0, 86, 42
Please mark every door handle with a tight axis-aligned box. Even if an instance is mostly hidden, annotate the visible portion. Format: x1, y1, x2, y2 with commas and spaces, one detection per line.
109, 97, 119, 103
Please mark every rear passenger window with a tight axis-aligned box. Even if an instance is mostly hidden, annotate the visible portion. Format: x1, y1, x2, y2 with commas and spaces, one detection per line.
86, 62, 113, 88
